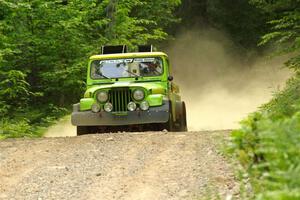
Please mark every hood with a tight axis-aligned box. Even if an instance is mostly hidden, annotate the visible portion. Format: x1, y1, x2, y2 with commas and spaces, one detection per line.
85, 81, 167, 96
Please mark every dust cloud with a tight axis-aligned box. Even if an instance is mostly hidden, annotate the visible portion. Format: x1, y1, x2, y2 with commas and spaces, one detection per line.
44, 116, 76, 137
167, 29, 291, 131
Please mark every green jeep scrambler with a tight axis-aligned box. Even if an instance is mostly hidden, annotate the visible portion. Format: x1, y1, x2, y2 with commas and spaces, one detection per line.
71, 45, 187, 135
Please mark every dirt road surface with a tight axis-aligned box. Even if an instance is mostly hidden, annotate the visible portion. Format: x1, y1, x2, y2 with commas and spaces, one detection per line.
0, 131, 239, 200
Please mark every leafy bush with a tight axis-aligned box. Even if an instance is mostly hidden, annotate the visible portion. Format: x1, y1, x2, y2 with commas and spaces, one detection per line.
0, 119, 38, 139
231, 73, 300, 199
0, 105, 68, 139
0, 70, 32, 113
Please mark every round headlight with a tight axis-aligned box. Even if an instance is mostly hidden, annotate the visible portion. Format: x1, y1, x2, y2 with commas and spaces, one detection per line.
92, 103, 101, 113
140, 101, 149, 111
133, 89, 145, 101
127, 102, 137, 111
97, 91, 108, 103
104, 102, 113, 112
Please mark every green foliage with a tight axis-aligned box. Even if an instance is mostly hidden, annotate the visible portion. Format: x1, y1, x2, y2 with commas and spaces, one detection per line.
1, 0, 181, 104
208, 0, 268, 51
0, 104, 68, 139
0, 119, 36, 139
231, 73, 300, 199
261, 74, 300, 119
250, 0, 300, 71
0, 0, 181, 138
229, 2, 300, 198
101, 0, 181, 46
0, 70, 32, 116
177, 0, 269, 55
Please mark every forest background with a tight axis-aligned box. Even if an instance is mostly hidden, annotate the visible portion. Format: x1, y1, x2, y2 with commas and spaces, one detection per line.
1, 1, 300, 198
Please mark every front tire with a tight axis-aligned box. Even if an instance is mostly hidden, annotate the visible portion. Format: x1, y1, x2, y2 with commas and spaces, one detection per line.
178, 102, 188, 132
77, 126, 91, 136
163, 102, 175, 132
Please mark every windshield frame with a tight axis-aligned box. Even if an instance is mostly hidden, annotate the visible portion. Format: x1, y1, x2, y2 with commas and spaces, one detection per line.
89, 57, 164, 80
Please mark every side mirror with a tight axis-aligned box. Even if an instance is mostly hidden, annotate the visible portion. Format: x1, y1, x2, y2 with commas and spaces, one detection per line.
168, 75, 174, 81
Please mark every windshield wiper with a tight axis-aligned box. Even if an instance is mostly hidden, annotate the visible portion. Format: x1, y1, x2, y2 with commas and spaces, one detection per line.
100, 73, 112, 80
125, 70, 142, 78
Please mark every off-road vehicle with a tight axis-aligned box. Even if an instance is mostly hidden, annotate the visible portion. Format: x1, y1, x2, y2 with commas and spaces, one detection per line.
71, 45, 187, 135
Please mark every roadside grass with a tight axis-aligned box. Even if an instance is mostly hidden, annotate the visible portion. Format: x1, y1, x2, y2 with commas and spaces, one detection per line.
229, 73, 300, 199
213, 131, 246, 200
0, 105, 69, 139
193, 131, 242, 200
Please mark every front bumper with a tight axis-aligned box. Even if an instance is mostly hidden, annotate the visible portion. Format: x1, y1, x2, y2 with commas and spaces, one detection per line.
71, 101, 169, 126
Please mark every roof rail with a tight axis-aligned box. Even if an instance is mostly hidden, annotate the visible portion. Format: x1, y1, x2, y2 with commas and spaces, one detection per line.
101, 45, 128, 54
138, 45, 153, 52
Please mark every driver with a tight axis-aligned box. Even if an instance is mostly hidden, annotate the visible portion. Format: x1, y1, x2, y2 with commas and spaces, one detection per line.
140, 59, 161, 76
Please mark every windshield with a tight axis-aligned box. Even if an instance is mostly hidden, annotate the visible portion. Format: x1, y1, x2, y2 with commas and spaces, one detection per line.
90, 57, 163, 79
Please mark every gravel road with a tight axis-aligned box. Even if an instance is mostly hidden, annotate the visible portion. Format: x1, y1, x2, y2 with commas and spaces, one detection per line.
0, 131, 239, 200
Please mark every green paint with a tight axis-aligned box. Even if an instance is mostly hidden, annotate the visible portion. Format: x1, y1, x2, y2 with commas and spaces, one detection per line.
80, 98, 96, 111
79, 51, 181, 122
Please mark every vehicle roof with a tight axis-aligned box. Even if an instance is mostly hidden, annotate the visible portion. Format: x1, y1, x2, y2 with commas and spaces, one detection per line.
89, 52, 168, 60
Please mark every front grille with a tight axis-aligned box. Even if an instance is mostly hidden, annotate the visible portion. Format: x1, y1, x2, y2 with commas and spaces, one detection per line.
109, 88, 132, 112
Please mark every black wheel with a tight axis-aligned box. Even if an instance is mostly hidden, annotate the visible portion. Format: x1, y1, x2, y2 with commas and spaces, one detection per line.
77, 126, 91, 136
179, 102, 188, 132
163, 102, 175, 132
